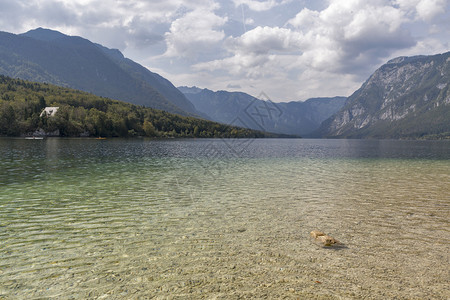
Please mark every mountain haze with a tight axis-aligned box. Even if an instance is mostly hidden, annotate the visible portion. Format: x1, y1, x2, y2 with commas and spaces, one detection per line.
179, 87, 346, 136
0, 28, 200, 116
318, 52, 450, 139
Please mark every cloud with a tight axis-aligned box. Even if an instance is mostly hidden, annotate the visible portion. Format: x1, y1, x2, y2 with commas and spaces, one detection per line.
287, 0, 416, 72
0, 0, 448, 101
164, 5, 228, 58
188, 0, 447, 100
195, 0, 417, 78
228, 26, 301, 54
245, 18, 255, 25
395, 0, 447, 22
193, 26, 302, 76
0, 0, 232, 55
0, 0, 170, 48
391, 36, 450, 57
415, 0, 447, 21
232, 0, 290, 12
0, 0, 78, 33
226, 83, 242, 89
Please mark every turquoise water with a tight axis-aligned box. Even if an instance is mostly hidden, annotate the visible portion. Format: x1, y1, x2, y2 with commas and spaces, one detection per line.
0, 138, 449, 299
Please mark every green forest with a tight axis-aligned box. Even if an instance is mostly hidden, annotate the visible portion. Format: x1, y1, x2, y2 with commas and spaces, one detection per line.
0, 75, 282, 138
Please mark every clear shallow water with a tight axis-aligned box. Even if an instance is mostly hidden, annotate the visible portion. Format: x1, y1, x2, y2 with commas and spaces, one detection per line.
0, 138, 449, 299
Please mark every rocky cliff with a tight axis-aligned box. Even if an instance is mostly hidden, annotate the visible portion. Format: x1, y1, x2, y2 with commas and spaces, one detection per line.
318, 52, 450, 139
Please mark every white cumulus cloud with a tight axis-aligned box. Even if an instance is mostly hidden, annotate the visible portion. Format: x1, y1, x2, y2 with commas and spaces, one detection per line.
395, 0, 447, 21
164, 6, 228, 58
229, 26, 302, 54
287, 0, 415, 72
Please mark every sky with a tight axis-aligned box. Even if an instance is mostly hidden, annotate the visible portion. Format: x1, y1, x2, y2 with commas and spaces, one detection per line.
0, 0, 449, 102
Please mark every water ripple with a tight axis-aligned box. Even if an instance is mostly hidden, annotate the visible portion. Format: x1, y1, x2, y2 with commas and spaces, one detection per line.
0, 138, 449, 299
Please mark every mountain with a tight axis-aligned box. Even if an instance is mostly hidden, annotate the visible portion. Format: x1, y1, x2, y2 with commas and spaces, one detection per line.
0, 75, 281, 138
179, 86, 346, 136
0, 28, 200, 116
318, 52, 450, 139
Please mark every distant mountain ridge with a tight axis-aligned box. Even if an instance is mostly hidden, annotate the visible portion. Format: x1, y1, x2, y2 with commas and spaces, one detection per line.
0, 75, 278, 138
3, 29, 446, 139
0, 27, 201, 116
179, 86, 346, 136
318, 51, 450, 139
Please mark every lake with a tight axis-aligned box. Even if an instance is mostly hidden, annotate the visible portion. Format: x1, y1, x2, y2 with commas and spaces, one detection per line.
0, 138, 449, 299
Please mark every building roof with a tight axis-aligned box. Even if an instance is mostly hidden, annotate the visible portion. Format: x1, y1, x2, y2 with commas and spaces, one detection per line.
40, 107, 59, 117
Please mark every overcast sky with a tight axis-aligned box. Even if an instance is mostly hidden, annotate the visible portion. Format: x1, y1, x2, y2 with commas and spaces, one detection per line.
1, 0, 449, 101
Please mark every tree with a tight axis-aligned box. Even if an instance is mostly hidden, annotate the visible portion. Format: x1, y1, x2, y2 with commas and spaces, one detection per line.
38, 95, 46, 110
193, 126, 200, 137
0, 103, 18, 136
143, 120, 157, 137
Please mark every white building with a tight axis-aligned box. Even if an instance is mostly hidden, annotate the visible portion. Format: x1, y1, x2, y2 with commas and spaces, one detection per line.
40, 107, 59, 117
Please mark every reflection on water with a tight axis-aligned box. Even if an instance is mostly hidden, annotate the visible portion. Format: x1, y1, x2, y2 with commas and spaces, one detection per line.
0, 138, 449, 299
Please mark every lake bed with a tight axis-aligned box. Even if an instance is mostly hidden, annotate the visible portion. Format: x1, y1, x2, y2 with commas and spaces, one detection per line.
0, 138, 449, 299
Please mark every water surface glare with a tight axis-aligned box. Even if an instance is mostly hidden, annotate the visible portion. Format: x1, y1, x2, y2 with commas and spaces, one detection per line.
0, 138, 449, 299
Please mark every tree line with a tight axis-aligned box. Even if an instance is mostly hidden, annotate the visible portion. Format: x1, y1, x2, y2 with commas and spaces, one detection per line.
0, 75, 282, 138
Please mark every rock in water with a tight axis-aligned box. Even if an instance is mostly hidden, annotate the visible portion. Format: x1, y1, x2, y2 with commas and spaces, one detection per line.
317, 235, 339, 246
310, 230, 340, 246
310, 230, 325, 238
